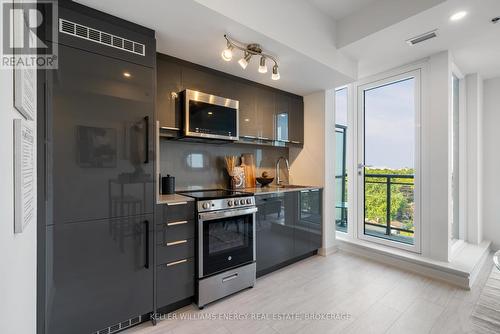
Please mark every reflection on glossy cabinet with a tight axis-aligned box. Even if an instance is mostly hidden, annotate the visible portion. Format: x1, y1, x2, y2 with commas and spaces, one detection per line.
157, 57, 182, 129
255, 88, 275, 140
298, 189, 322, 252
233, 82, 257, 139
46, 215, 154, 334
290, 96, 304, 144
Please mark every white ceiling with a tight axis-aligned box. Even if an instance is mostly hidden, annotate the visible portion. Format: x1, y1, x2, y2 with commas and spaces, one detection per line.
340, 0, 500, 79
75, 0, 354, 95
307, 0, 379, 20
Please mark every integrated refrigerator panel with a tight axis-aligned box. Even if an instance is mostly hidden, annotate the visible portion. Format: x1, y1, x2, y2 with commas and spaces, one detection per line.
50, 44, 155, 225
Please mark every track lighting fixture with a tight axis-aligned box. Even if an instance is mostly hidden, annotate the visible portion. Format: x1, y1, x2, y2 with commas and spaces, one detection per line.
221, 34, 280, 80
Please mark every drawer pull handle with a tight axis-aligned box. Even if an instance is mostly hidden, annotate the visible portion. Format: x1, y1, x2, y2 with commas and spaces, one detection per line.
166, 240, 188, 246
167, 201, 188, 206
166, 259, 187, 267
222, 273, 239, 282
167, 220, 188, 226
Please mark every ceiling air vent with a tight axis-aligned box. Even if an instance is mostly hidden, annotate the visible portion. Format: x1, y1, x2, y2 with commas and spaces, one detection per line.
59, 19, 145, 56
406, 29, 438, 46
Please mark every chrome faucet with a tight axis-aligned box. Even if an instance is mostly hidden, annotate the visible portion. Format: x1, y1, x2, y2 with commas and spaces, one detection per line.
276, 157, 290, 186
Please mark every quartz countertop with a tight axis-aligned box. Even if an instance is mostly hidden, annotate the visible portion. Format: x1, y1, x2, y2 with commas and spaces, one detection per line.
243, 185, 323, 195
157, 194, 194, 205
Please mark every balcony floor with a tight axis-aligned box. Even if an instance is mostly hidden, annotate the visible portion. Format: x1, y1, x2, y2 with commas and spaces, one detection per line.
124, 251, 493, 334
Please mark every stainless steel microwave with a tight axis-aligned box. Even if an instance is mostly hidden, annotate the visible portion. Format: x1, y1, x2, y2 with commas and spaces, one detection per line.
183, 89, 239, 141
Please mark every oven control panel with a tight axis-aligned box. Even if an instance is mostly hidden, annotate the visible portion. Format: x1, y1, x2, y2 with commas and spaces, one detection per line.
197, 196, 255, 212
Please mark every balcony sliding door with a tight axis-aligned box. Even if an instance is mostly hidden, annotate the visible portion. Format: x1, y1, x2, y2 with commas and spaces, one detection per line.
357, 70, 421, 252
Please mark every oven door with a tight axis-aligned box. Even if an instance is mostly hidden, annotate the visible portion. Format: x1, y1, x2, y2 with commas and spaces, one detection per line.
198, 207, 257, 278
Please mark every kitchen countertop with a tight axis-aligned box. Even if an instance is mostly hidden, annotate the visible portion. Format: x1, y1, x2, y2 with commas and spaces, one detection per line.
243, 185, 323, 195
157, 193, 195, 205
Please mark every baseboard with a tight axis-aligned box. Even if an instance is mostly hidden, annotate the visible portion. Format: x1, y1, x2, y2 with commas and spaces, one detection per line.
337, 238, 490, 289
318, 245, 339, 256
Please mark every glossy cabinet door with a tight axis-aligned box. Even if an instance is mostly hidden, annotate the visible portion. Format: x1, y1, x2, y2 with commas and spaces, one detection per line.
46, 215, 154, 334
182, 66, 225, 97
233, 82, 258, 139
289, 96, 304, 144
157, 57, 182, 129
275, 94, 291, 142
296, 189, 322, 256
255, 192, 296, 274
50, 44, 154, 225
255, 88, 275, 140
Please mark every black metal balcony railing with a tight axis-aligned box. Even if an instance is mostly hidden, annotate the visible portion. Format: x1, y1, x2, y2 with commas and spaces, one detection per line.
364, 173, 414, 244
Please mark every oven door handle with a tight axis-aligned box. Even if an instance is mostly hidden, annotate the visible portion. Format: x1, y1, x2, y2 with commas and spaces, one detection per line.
198, 207, 258, 221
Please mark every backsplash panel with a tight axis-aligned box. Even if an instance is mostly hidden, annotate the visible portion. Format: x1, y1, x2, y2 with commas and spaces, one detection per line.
159, 140, 289, 190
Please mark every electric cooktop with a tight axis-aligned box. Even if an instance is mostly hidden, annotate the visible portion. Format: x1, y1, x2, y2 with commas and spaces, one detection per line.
179, 189, 252, 200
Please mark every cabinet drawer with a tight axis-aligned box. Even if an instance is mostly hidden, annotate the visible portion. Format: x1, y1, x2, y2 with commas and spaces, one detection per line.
157, 238, 195, 265
156, 220, 195, 244
163, 201, 195, 223
157, 258, 195, 307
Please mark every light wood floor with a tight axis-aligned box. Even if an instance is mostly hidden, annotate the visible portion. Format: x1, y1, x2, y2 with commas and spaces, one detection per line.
125, 251, 493, 334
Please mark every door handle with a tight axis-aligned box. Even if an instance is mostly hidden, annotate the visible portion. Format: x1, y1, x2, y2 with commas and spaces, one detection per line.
144, 116, 149, 164
144, 220, 150, 269
357, 163, 373, 169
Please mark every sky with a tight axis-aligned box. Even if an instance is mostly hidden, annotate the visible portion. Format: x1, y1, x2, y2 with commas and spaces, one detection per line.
336, 78, 415, 170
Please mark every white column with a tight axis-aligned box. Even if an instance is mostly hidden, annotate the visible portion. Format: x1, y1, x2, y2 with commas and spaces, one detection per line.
289, 90, 337, 255
465, 73, 483, 245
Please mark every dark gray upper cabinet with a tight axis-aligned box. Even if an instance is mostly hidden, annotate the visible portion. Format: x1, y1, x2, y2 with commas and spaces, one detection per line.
255, 88, 276, 140
155, 53, 304, 144
289, 96, 304, 144
157, 57, 182, 129
232, 82, 257, 139
275, 94, 304, 144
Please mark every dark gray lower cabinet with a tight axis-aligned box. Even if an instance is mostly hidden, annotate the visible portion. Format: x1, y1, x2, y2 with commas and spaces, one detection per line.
256, 189, 322, 275
297, 189, 322, 253
256, 193, 295, 274
157, 258, 195, 307
155, 202, 196, 309
46, 215, 154, 334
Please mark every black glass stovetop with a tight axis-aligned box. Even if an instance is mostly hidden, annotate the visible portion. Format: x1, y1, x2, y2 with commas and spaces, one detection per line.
179, 189, 251, 200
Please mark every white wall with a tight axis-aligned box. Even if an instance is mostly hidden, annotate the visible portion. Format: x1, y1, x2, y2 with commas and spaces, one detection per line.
335, 0, 446, 48
289, 90, 337, 254
483, 77, 500, 250
0, 70, 37, 333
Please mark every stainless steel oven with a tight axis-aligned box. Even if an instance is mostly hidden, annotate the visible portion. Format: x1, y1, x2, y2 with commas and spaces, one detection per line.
179, 190, 256, 308
198, 206, 256, 277
183, 89, 239, 141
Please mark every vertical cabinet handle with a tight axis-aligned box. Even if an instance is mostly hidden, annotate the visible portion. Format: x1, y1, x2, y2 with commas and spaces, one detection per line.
144, 220, 150, 268
144, 116, 149, 164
